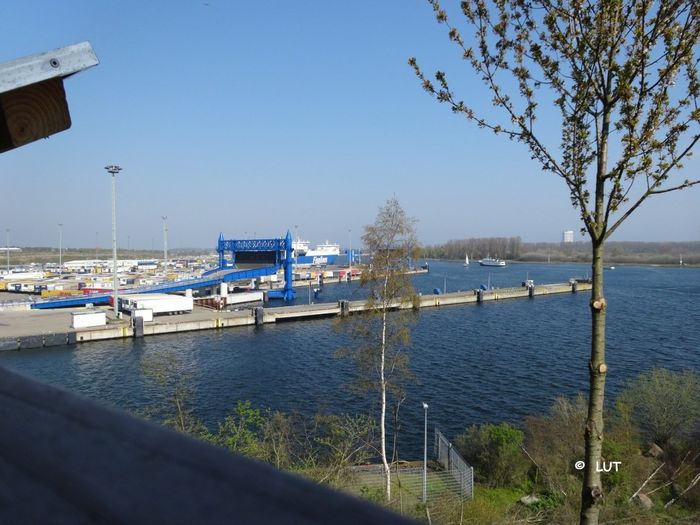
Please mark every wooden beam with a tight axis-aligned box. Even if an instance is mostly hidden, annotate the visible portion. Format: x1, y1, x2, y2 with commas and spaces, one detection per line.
0, 366, 414, 524
0, 77, 71, 153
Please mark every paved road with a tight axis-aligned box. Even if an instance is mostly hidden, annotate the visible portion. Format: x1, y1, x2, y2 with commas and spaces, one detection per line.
0, 305, 254, 339
0, 307, 82, 338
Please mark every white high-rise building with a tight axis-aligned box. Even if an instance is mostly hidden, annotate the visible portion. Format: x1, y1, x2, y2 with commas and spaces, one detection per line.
562, 230, 574, 243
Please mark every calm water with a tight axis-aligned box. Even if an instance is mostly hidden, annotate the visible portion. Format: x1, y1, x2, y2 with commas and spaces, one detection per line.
1, 262, 698, 458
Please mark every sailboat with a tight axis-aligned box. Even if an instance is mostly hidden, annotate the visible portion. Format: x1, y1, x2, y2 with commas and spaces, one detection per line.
463, 253, 469, 267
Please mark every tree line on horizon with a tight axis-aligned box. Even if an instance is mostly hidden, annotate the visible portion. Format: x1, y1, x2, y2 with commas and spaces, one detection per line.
423, 238, 700, 265
422, 236, 524, 261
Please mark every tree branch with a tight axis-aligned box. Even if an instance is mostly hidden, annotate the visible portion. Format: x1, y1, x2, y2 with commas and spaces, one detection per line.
629, 462, 665, 502
664, 472, 700, 508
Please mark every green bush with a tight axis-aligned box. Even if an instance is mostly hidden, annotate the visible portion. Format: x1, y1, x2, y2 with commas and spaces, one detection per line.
523, 394, 587, 497
214, 400, 266, 458
359, 485, 384, 503
455, 422, 529, 488
600, 438, 632, 490
527, 491, 564, 512
617, 368, 700, 447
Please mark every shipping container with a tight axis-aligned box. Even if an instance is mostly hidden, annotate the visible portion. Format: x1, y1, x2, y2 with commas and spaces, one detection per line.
82, 287, 113, 295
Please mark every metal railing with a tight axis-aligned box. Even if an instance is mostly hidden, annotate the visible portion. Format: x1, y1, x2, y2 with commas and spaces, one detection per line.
344, 466, 466, 505
434, 428, 474, 500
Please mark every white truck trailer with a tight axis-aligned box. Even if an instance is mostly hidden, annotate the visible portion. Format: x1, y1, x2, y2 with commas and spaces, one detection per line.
119, 294, 193, 315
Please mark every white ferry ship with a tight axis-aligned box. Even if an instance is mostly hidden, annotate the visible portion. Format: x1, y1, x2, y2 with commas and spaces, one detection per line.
293, 239, 340, 266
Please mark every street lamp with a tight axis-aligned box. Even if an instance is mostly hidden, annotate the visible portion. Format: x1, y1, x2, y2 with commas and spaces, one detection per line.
294, 224, 299, 264
162, 215, 168, 266
422, 401, 429, 504
104, 164, 122, 318
5, 228, 9, 273
58, 223, 63, 273
348, 228, 352, 278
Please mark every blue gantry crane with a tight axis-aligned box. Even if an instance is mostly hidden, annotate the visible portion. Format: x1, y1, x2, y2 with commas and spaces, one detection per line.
31, 231, 296, 309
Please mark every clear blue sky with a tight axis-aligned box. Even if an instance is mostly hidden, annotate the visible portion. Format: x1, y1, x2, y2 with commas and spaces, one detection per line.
1, 1, 698, 250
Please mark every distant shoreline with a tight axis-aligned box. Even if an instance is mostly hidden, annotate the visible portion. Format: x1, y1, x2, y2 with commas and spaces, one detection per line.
426, 257, 697, 268
422, 239, 699, 267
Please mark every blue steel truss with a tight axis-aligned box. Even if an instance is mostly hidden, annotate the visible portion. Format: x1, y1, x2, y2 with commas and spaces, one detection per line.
216, 231, 294, 301
216, 234, 288, 269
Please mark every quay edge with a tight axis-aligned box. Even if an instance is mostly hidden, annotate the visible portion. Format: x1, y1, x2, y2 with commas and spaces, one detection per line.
0, 281, 592, 350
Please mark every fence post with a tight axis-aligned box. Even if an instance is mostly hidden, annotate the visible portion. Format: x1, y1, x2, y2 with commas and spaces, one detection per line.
434, 427, 438, 458
469, 466, 474, 499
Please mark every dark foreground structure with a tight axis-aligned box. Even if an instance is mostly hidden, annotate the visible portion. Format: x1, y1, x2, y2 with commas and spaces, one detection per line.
0, 366, 414, 524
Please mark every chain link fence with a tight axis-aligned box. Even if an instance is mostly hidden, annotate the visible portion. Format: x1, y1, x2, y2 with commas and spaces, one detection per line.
344, 465, 467, 505
434, 427, 474, 500
343, 428, 473, 505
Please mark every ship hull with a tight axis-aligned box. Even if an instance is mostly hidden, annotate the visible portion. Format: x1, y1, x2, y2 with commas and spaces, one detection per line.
294, 254, 338, 266
479, 259, 506, 267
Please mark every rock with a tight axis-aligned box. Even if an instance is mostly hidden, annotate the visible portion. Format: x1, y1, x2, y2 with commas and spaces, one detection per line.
645, 443, 664, 459
520, 494, 540, 506
634, 493, 653, 510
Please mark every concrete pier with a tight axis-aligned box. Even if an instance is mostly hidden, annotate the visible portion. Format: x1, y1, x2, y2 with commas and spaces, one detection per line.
0, 281, 591, 350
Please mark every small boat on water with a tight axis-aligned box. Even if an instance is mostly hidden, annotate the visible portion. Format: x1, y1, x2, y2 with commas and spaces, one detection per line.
463, 253, 469, 267
479, 257, 506, 267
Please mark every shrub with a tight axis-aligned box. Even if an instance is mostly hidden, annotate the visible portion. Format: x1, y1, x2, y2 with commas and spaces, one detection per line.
617, 368, 700, 447
455, 422, 529, 488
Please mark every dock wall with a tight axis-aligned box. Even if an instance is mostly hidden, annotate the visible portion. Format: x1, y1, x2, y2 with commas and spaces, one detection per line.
1, 281, 591, 349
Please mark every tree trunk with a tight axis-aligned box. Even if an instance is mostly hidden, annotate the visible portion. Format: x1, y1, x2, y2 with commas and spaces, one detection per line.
580, 240, 607, 524
381, 275, 391, 501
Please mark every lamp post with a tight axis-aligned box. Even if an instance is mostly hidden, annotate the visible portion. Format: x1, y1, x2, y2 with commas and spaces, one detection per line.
422, 401, 429, 504
58, 223, 63, 273
104, 165, 122, 318
293, 224, 298, 264
5, 228, 9, 273
162, 215, 168, 266
348, 228, 352, 278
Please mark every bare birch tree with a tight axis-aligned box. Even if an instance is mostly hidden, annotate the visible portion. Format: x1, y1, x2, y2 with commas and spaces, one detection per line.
410, 1, 700, 523
341, 197, 418, 501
